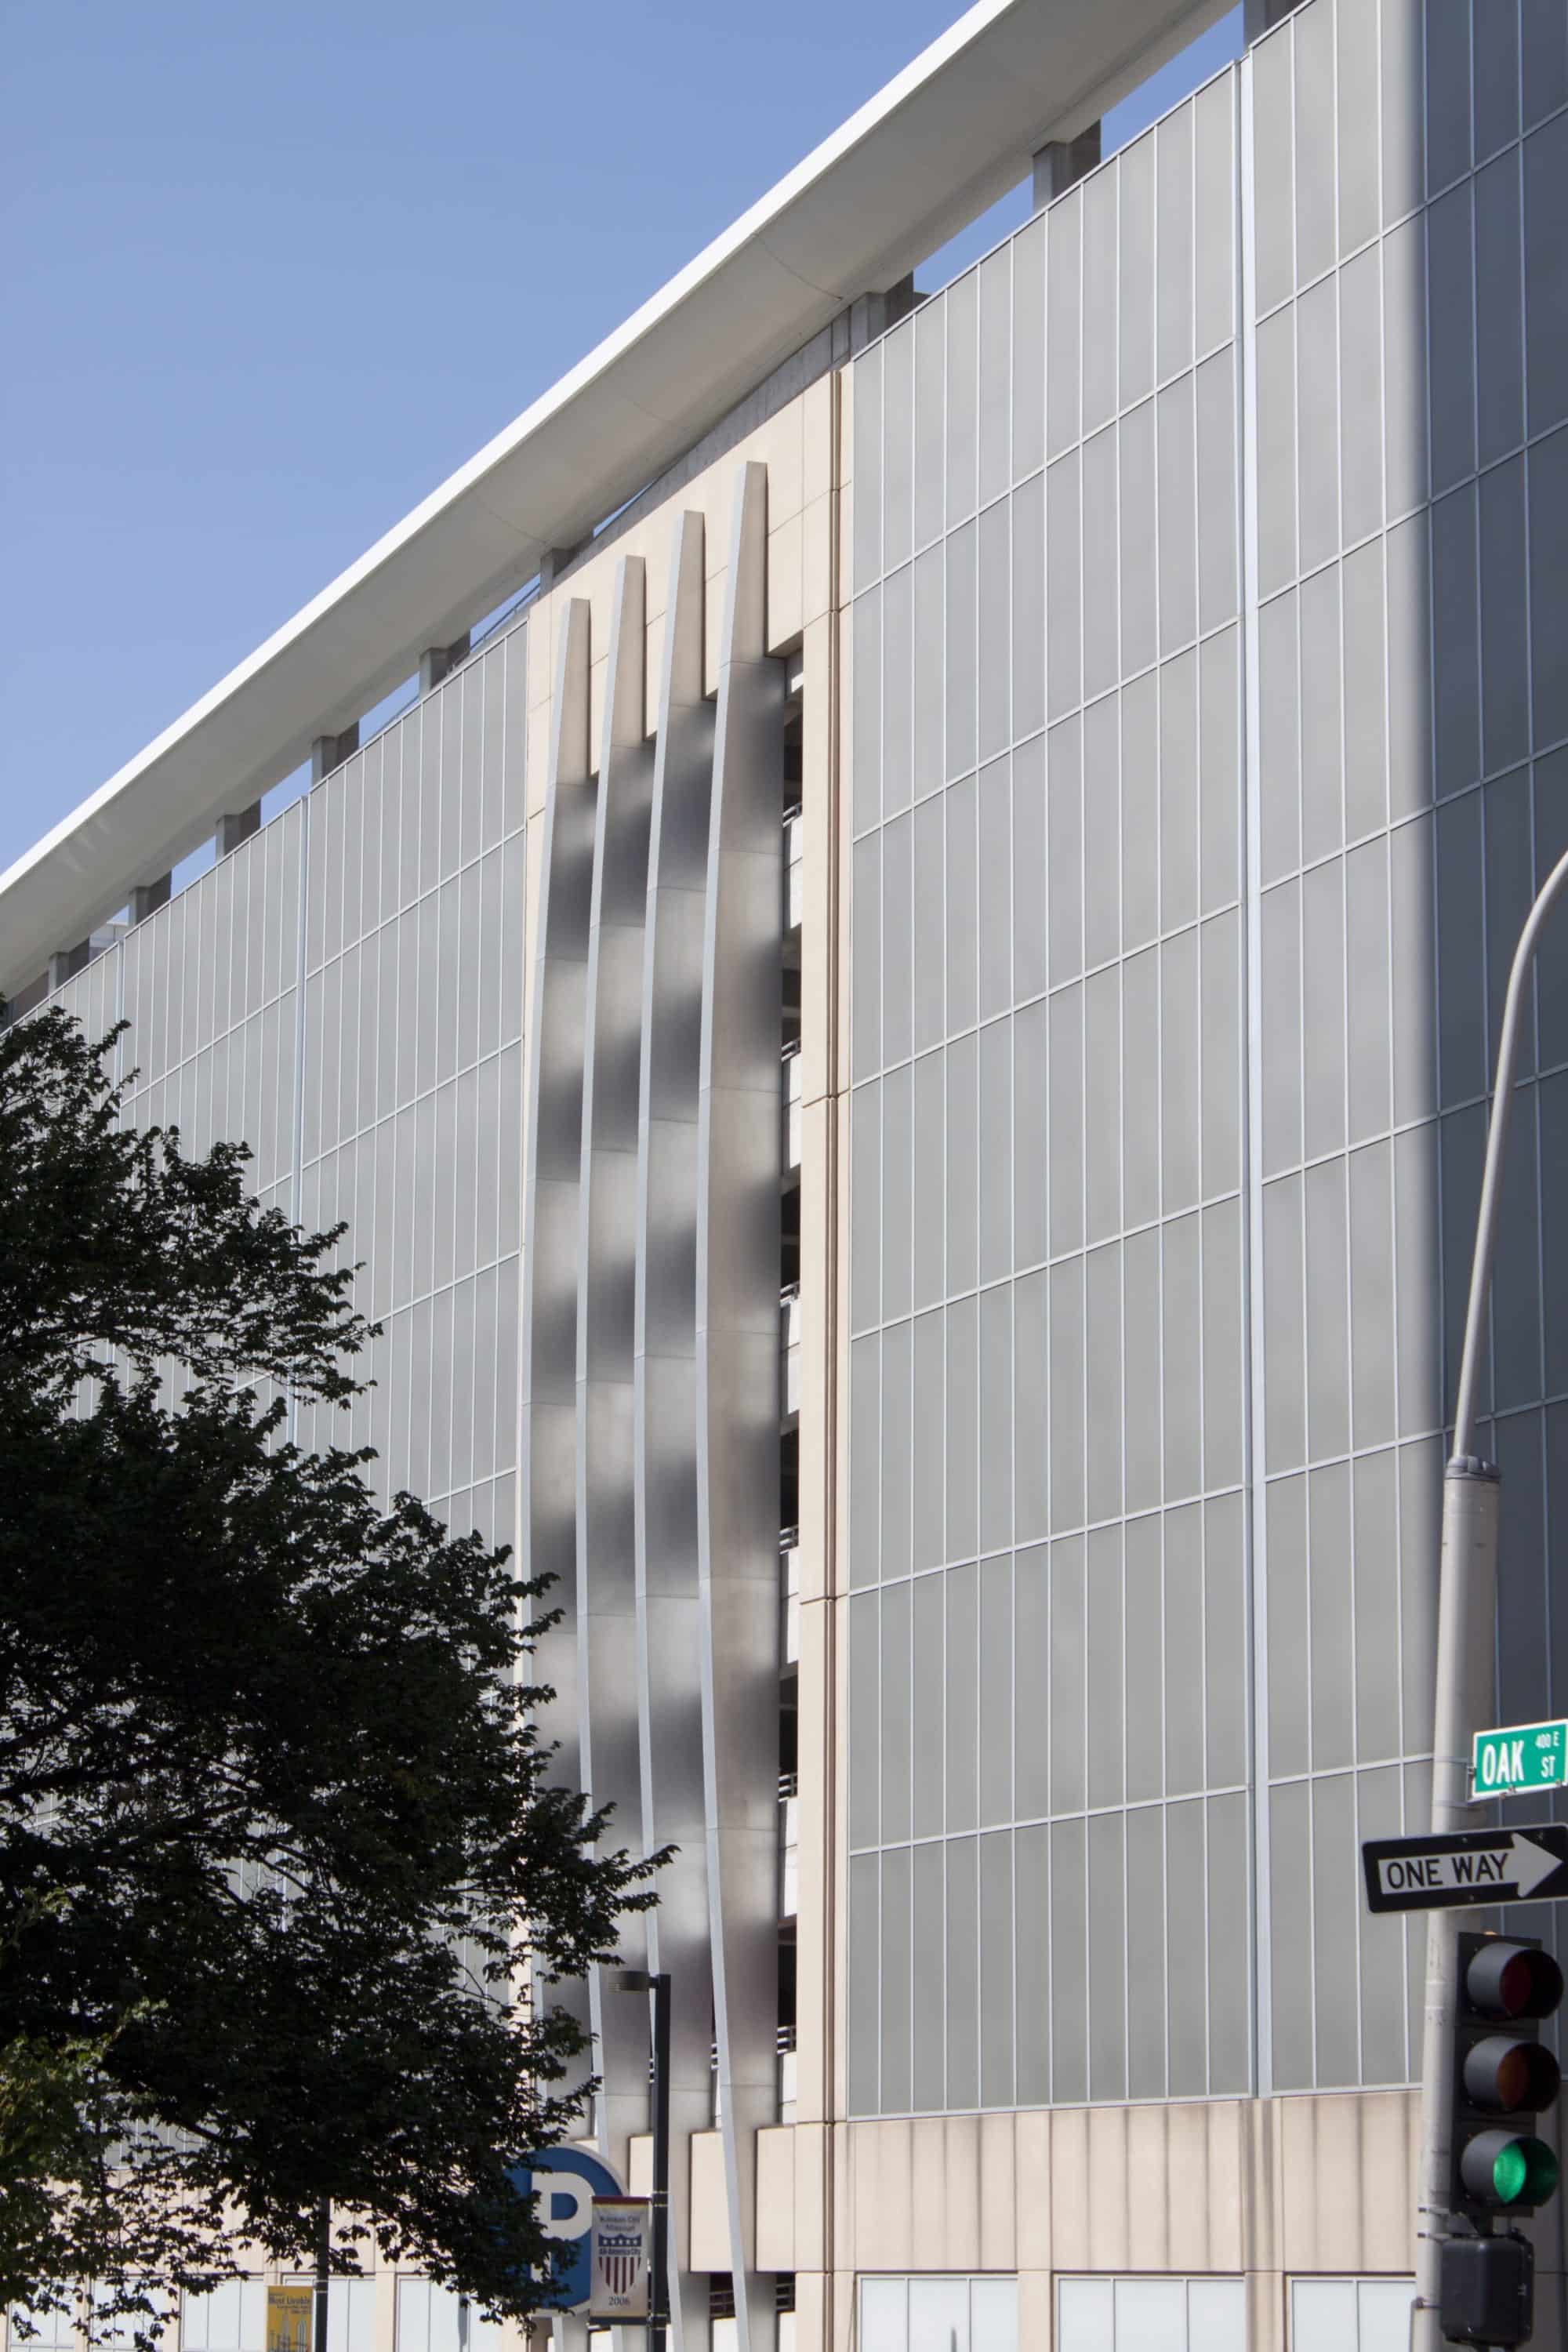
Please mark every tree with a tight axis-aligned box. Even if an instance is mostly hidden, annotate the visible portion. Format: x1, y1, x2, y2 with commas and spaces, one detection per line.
0, 1006, 657, 2332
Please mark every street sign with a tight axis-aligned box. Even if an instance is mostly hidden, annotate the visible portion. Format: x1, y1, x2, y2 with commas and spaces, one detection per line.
1363, 1825, 1568, 1915
1473, 1718, 1568, 1796
504, 2144, 626, 2312
589, 2198, 652, 2322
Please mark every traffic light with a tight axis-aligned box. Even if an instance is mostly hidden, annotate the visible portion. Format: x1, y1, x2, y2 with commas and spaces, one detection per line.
1450, 1931, 1563, 2219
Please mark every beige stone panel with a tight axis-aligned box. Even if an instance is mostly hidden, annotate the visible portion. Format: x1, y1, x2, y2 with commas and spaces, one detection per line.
830, 2119, 854, 2263
793, 2122, 829, 2274
704, 564, 726, 699
941, 2114, 983, 2270
525, 682, 553, 821
628, 2132, 653, 2193
582, 509, 672, 628
526, 588, 554, 712
1240, 2092, 1282, 2275
757, 400, 805, 531
835, 480, 855, 612
852, 2117, 915, 2271
1123, 2105, 1171, 2272
588, 652, 607, 780
833, 603, 855, 1090
803, 376, 835, 510
640, 522, 671, 626
1278, 2088, 1417, 2273
978, 2111, 1018, 2272
1360, 2089, 1419, 2270
369, 2259, 397, 2346
906, 2116, 949, 2267
689, 2129, 733, 2273
1014, 2111, 1052, 2274
837, 368, 854, 490
802, 492, 833, 632
798, 614, 834, 1111
1017, 2272, 1052, 2352
1200, 2101, 1246, 2272
757, 2125, 797, 2270
1089, 2107, 1138, 2270
829, 2269, 857, 2352
1245, 2271, 1287, 2352
769, 513, 804, 652
643, 606, 667, 738
521, 816, 546, 1045
1045, 2111, 1085, 2270
795, 1596, 829, 2115
792, 2269, 829, 2352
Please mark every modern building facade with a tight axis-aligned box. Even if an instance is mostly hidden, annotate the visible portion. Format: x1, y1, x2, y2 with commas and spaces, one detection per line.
5, 2, 1568, 2346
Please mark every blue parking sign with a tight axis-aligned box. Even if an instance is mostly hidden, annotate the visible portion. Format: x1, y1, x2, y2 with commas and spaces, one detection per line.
506, 2146, 625, 2312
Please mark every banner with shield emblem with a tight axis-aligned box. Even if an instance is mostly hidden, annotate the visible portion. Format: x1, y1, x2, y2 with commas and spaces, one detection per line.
588, 2197, 652, 2321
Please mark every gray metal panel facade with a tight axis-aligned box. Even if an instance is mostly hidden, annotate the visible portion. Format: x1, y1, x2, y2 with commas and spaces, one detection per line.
294, 638, 528, 1555
51, 625, 529, 1566
1247, 0, 1568, 2100
847, 0, 1568, 2114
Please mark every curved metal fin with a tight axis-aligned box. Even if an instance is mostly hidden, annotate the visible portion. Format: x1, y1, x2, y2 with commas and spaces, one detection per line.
521, 597, 594, 2074
696, 460, 783, 2352
634, 510, 715, 2352
577, 555, 655, 2179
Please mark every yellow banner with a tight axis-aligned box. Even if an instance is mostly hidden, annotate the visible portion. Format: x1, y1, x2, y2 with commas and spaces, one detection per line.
265, 2286, 314, 2352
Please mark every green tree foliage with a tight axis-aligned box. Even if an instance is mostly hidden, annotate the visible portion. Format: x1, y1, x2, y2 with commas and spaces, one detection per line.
0, 1007, 658, 2331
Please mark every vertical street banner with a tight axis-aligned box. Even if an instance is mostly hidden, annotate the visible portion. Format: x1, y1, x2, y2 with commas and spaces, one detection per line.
588, 2197, 652, 2322
265, 2288, 314, 2352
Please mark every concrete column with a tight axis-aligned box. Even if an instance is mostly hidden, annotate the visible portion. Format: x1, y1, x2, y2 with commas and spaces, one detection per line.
1243, 0, 1301, 38
48, 943, 87, 990
418, 633, 470, 694
1032, 123, 1100, 211
130, 873, 172, 922
845, 276, 916, 355
537, 543, 589, 594
215, 803, 260, 857
310, 725, 358, 786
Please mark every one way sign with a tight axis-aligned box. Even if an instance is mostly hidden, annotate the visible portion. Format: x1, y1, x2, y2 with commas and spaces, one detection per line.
1362, 1824, 1568, 1915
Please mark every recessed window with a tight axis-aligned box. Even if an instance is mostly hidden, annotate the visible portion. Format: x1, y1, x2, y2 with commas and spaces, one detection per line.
1056, 2276, 1244, 2350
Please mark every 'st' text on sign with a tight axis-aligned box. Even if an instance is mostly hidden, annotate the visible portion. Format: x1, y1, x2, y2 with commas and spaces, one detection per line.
1472, 1719, 1568, 1796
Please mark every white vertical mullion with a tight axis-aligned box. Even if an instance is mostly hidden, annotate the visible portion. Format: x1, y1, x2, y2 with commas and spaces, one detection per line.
1076, 159, 1094, 2100
1238, 45, 1274, 2103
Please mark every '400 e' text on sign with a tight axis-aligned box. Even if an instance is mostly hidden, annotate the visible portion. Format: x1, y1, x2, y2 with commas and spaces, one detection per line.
1473, 1719, 1568, 1795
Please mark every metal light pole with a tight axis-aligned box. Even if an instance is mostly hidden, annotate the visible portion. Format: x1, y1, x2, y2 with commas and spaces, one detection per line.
313, 2198, 331, 2352
617, 1969, 670, 2351
1412, 844, 1568, 2348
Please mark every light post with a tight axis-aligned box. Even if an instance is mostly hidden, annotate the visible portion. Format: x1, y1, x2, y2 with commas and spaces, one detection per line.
313, 2198, 331, 2352
1412, 844, 1568, 2348
616, 1969, 670, 2351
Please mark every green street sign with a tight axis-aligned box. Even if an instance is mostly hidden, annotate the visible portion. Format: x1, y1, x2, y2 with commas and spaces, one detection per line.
1473, 1720, 1568, 1798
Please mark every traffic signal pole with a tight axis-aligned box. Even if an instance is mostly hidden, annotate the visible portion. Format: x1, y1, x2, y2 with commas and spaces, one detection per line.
1413, 844, 1568, 2349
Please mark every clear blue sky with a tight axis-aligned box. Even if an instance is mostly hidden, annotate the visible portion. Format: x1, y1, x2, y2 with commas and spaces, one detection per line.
0, 2, 1240, 881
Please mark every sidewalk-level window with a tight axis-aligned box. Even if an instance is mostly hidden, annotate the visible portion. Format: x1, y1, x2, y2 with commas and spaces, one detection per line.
859, 2277, 1015, 2352
394, 2280, 505, 2352
1290, 2278, 1414, 2351
280, 2279, 374, 2352
5, 2298, 76, 2352
182, 2281, 266, 2352
1056, 2277, 1244, 2349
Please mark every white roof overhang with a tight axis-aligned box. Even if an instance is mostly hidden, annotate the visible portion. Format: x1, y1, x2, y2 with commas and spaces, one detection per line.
0, 0, 1223, 996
